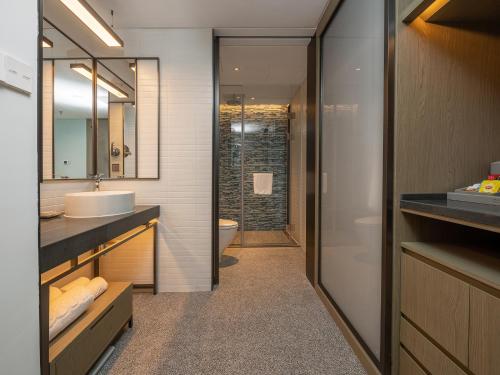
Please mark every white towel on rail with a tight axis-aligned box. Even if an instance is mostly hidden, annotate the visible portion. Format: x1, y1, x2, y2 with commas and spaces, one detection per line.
253, 173, 273, 195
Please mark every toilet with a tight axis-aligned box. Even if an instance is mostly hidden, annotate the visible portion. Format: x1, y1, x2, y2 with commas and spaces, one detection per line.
219, 219, 238, 262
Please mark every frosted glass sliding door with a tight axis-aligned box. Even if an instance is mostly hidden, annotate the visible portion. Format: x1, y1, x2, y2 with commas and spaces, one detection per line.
320, 0, 384, 360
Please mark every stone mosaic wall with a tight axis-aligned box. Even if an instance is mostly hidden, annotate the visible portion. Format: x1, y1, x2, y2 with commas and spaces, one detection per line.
219, 104, 289, 231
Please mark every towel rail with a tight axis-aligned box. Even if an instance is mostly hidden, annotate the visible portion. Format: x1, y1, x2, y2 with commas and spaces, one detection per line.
41, 219, 158, 287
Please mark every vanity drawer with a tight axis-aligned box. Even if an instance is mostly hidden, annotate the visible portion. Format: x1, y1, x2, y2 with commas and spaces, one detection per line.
401, 253, 469, 365
51, 283, 132, 375
469, 287, 500, 375
400, 317, 466, 375
400, 346, 426, 375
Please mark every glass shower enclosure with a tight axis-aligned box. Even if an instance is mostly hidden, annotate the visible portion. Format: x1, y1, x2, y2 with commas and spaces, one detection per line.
219, 89, 297, 247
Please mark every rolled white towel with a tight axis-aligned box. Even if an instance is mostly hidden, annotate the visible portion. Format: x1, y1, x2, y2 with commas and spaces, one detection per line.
86, 277, 108, 300
49, 285, 93, 341
49, 286, 62, 302
61, 277, 90, 292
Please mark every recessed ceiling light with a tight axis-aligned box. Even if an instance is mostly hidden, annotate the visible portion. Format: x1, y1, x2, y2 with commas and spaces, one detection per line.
354, 67, 361, 71
250, 97, 255, 100
70, 63, 128, 98
59, 0, 124, 47
42, 36, 53, 48
233, 67, 240, 71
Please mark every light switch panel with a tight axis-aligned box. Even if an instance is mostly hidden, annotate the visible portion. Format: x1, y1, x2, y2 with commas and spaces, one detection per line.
0, 52, 33, 94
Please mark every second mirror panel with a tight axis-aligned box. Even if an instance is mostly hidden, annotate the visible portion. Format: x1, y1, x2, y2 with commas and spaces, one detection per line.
53, 59, 94, 179
96, 59, 137, 179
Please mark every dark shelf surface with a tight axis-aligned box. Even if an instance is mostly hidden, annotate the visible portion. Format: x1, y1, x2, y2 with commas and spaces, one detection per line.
40, 205, 160, 273
400, 193, 500, 231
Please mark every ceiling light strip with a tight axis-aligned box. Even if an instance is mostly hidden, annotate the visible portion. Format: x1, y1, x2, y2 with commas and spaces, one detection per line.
59, 0, 124, 47
42, 36, 53, 48
70, 63, 128, 98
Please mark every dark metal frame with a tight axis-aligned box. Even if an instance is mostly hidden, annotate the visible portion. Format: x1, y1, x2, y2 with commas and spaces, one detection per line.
42, 56, 160, 181
316, 0, 395, 373
41, 18, 160, 181
212, 35, 311, 287
212, 33, 220, 287
305, 37, 317, 285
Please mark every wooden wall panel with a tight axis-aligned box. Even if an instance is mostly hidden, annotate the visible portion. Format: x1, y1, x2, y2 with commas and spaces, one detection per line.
392, 6, 500, 373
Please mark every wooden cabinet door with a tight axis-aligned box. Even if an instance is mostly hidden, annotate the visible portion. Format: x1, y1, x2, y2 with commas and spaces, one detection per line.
400, 317, 466, 375
401, 253, 470, 365
469, 287, 500, 375
400, 346, 426, 375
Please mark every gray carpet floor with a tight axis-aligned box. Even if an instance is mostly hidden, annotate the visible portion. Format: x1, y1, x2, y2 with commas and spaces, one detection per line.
99, 247, 366, 375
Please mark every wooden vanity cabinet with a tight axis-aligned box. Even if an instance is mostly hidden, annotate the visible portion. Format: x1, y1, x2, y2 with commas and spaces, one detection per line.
469, 287, 500, 375
400, 242, 500, 375
49, 282, 132, 375
401, 253, 469, 364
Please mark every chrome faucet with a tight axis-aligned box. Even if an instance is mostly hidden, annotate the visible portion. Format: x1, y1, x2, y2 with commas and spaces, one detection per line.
93, 174, 104, 191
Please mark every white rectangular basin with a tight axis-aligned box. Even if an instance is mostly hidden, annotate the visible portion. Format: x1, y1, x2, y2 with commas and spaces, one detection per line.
64, 191, 135, 218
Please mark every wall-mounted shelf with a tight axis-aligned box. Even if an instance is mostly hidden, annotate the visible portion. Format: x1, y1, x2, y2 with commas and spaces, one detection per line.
400, 193, 500, 233
401, 0, 500, 24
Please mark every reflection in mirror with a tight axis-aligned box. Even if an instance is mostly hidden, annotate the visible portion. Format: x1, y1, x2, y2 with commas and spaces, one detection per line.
42, 19, 91, 180
42, 19, 90, 59
42, 19, 159, 180
96, 59, 137, 178
53, 59, 94, 179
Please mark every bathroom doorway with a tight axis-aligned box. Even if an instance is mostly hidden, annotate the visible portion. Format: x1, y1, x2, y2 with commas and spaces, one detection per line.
216, 37, 309, 251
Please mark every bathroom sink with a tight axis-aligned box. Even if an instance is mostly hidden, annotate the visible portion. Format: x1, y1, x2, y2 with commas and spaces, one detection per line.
64, 191, 135, 218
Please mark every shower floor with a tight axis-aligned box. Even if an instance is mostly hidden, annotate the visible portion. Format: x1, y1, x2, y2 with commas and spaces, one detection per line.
231, 230, 297, 247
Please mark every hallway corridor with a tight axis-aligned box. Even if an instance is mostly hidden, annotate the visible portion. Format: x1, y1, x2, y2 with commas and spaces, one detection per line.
100, 248, 366, 374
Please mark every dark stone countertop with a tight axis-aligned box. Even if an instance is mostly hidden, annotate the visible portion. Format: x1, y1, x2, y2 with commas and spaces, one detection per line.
400, 193, 500, 229
40, 205, 160, 273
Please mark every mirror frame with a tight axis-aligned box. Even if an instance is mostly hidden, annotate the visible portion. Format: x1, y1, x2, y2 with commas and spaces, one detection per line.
41, 18, 160, 181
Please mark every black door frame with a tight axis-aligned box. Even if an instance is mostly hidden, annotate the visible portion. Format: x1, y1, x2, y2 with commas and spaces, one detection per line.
211, 35, 312, 288
316, 0, 395, 373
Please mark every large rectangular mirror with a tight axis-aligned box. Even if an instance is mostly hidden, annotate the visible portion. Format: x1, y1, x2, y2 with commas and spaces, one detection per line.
42, 20, 159, 180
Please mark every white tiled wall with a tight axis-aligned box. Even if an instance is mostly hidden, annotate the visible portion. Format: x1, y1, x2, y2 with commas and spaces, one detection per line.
40, 28, 213, 292
137, 59, 160, 178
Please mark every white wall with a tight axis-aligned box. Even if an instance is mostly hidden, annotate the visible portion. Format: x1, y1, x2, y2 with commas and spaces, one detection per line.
40, 28, 214, 292
289, 79, 307, 249
0, 0, 40, 373
54, 119, 88, 178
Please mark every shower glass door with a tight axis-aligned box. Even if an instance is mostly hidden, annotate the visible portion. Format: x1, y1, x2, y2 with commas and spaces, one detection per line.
242, 98, 291, 246
219, 88, 296, 247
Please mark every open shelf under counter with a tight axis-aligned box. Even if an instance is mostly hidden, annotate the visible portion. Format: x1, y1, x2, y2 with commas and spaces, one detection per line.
400, 193, 500, 234
401, 0, 500, 24
401, 242, 500, 291
49, 282, 132, 374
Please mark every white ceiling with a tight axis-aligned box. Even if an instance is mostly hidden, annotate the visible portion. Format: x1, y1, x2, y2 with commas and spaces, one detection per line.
220, 38, 308, 104
90, 0, 328, 35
